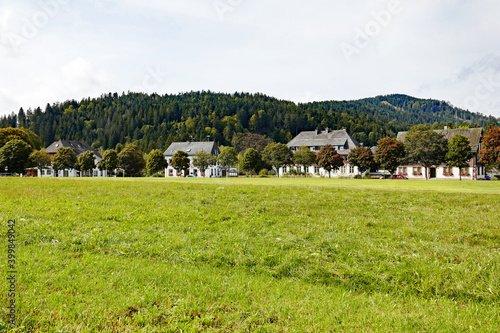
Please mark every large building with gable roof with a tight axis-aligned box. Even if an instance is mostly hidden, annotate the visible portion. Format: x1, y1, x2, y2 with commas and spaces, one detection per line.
164, 141, 221, 177
40, 140, 105, 177
284, 128, 362, 177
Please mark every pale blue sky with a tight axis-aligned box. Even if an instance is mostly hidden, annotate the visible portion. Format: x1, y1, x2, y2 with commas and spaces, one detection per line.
1, 0, 499, 118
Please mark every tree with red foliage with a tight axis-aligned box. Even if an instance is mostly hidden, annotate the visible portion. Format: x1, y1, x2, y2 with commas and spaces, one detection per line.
479, 127, 500, 172
375, 137, 404, 176
232, 132, 274, 153
348, 147, 375, 174
316, 144, 344, 178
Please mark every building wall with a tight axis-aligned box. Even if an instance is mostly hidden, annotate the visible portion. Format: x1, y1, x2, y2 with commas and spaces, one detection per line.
397, 165, 486, 180
280, 164, 359, 177
165, 156, 221, 177
39, 168, 108, 177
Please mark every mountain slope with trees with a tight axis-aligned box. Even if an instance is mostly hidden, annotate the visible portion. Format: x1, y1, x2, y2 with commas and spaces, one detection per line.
0, 91, 497, 153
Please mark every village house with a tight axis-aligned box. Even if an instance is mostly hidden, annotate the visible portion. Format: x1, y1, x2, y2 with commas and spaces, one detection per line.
164, 141, 221, 177
40, 140, 105, 177
284, 128, 361, 177
396, 128, 486, 180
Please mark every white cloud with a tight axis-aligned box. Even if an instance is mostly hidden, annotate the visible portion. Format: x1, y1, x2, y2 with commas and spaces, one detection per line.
1, 0, 500, 118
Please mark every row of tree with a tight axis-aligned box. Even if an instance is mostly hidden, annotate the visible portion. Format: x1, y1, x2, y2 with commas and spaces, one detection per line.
2, 125, 500, 179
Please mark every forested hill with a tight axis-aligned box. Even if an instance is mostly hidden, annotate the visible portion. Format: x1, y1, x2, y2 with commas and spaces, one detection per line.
0, 91, 497, 153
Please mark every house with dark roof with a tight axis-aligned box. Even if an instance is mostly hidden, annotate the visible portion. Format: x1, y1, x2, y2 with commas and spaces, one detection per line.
41, 140, 105, 177
284, 128, 362, 177
164, 141, 221, 177
396, 128, 486, 180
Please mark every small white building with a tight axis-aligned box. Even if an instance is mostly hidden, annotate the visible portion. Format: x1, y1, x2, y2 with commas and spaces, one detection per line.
164, 141, 221, 177
40, 140, 106, 177
283, 128, 362, 177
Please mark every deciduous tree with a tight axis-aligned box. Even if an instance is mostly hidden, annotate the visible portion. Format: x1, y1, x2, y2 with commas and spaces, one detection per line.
29, 148, 51, 175
348, 147, 375, 175
172, 150, 190, 177
98, 149, 119, 176
241, 148, 262, 176
146, 149, 167, 176
77, 151, 96, 176
0, 139, 32, 174
261, 142, 292, 178
192, 150, 217, 177
374, 137, 404, 176
404, 126, 448, 180
316, 144, 344, 178
0, 127, 41, 150
52, 147, 77, 176
446, 135, 473, 181
293, 146, 316, 176
479, 127, 500, 172
232, 132, 274, 153
118, 144, 146, 177
217, 146, 238, 177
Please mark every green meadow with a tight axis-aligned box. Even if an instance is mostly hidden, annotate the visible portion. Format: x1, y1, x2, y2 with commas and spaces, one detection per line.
1, 178, 499, 332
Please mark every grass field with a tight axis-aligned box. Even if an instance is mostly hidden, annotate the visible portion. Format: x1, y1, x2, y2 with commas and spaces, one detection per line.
1, 177, 499, 332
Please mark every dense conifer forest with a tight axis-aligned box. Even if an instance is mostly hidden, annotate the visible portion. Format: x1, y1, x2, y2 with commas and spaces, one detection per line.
0, 91, 497, 152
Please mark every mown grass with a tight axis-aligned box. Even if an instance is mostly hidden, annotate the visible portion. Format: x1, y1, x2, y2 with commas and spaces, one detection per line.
0, 177, 499, 332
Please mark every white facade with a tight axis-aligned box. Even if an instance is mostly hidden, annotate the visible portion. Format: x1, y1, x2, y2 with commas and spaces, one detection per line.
38, 167, 108, 178
397, 165, 486, 180
165, 156, 221, 178
280, 164, 360, 177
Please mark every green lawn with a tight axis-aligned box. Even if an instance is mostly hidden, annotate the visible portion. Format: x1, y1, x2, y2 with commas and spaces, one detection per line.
1, 178, 499, 332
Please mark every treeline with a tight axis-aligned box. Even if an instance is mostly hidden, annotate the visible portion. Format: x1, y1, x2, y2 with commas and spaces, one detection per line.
0, 91, 497, 152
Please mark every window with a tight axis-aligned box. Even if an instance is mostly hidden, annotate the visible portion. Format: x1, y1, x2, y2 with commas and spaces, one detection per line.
412, 167, 422, 176
94, 170, 98, 177
314, 167, 320, 174
350, 166, 355, 174
63, 170, 68, 177
42, 169, 45, 176
461, 167, 470, 176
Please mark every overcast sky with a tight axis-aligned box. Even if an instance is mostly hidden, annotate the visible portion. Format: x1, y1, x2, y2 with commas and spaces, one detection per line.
1, 0, 500, 118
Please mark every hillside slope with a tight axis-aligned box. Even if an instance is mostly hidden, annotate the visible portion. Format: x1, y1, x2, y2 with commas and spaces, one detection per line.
1, 92, 497, 152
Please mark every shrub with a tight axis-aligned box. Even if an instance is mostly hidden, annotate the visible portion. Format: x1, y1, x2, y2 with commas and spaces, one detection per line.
259, 169, 269, 176
354, 175, 362, 179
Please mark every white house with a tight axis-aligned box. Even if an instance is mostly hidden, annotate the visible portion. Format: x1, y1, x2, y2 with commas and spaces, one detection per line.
40, 140, 106, 177
164, 141, 221, 177
283, 128, 362, 177
396, 128, 486, 180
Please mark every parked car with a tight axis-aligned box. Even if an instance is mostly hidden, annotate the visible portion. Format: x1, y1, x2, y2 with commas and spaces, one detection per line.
391, 175, 408, 180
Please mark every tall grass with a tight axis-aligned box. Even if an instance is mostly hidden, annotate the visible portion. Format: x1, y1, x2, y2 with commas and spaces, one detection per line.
1, 178, 499, 332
